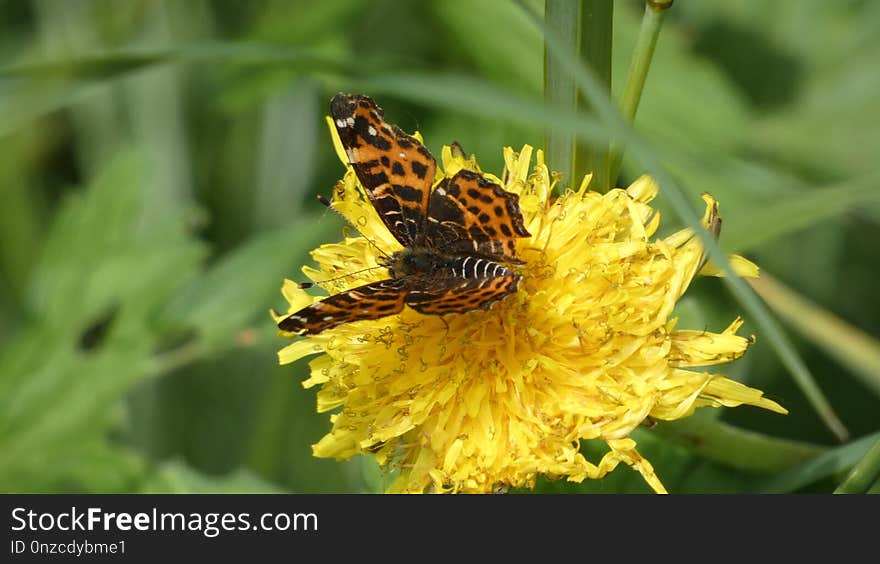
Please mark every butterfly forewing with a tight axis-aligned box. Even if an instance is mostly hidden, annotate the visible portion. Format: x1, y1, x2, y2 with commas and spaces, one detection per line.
425, 169, 531, 261
330, 93, 436, 248
278, 279, 408, 336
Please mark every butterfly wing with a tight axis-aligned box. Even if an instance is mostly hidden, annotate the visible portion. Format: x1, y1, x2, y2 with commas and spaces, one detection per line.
331, 93, 436, 248
277, 279, 407, 336
424, 169, 531, 261
405, 271, 521, 315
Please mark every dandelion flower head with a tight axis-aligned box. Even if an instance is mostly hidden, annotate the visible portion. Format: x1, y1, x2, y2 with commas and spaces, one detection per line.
275, 119, 786, 494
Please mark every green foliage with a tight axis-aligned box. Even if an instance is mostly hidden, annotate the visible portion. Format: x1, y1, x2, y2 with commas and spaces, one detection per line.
0, 0, 878, 494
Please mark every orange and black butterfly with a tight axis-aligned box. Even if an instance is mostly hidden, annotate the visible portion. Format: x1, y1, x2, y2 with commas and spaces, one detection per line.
277, 93, 531, 336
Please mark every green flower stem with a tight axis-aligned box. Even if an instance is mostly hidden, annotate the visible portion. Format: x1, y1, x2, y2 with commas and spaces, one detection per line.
834, 434, 880, 494
544, 0, 613, 193
543, 0, 578, 190
573, 0, 613, 193
652, 413, 825, 473
608, 0, 671, 186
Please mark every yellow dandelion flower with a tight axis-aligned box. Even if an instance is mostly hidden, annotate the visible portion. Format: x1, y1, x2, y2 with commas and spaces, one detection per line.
274, 125, 786, 494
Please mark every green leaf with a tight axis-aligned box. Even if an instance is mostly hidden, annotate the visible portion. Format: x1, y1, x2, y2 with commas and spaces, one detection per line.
157, 216, 337, 351
27, 150, 205, 331
140, 459, 285, 493
0, 440, 145, 493
0, 149, 204, 491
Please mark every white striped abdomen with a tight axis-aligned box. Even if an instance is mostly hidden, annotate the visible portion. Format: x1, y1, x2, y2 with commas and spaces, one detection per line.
445, 255, 511, 279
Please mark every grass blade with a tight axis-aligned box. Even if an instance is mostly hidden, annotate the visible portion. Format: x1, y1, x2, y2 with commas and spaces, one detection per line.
728, 173, 880, 253
750, 272, 880, 399
834, 434, 880, 494
758, 432, 880, 493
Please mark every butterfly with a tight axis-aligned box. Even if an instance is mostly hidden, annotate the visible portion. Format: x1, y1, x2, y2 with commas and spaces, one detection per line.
277, 93, 531, 336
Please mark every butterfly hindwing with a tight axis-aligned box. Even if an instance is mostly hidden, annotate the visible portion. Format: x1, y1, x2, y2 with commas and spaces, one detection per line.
278, 279, 408, 336
425, 169, 531, 261
405, 271, 521, 316
330, 93, 436, 248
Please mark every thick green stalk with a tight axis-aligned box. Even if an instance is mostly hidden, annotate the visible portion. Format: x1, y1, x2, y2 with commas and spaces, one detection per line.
573, 0, 613, 192
652, 413, 825, 473
608, 0, 671, 186
544, 0, 613, 193
544, 0, 578, 187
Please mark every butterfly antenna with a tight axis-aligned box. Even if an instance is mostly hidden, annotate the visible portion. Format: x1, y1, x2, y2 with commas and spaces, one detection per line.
316, 194, 393, 261
297, 264, 385, 290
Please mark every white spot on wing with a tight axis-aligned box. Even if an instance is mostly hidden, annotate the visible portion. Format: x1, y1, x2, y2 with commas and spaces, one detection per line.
368, 125, 377, 136
335, 118, 347, 128
345, 116, 355, 127
322, 316, 334, 321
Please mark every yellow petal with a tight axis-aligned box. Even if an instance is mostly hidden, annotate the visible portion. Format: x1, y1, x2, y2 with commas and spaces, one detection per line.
325, 115, 349, 166
278, 338, 323, 365
670, 317, 753, 367
699, 254, 761, 278
607, 439, 667, 494
281, 279, 315, 311
700, 375, 789, 414
626, 174, 658, 203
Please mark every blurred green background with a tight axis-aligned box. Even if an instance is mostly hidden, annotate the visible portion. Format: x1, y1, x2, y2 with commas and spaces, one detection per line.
1, 0, 878, 494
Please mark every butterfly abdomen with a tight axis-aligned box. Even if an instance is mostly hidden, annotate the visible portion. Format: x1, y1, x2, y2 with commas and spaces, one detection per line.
389, 249, 512, 280
446, 255, 512, 279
